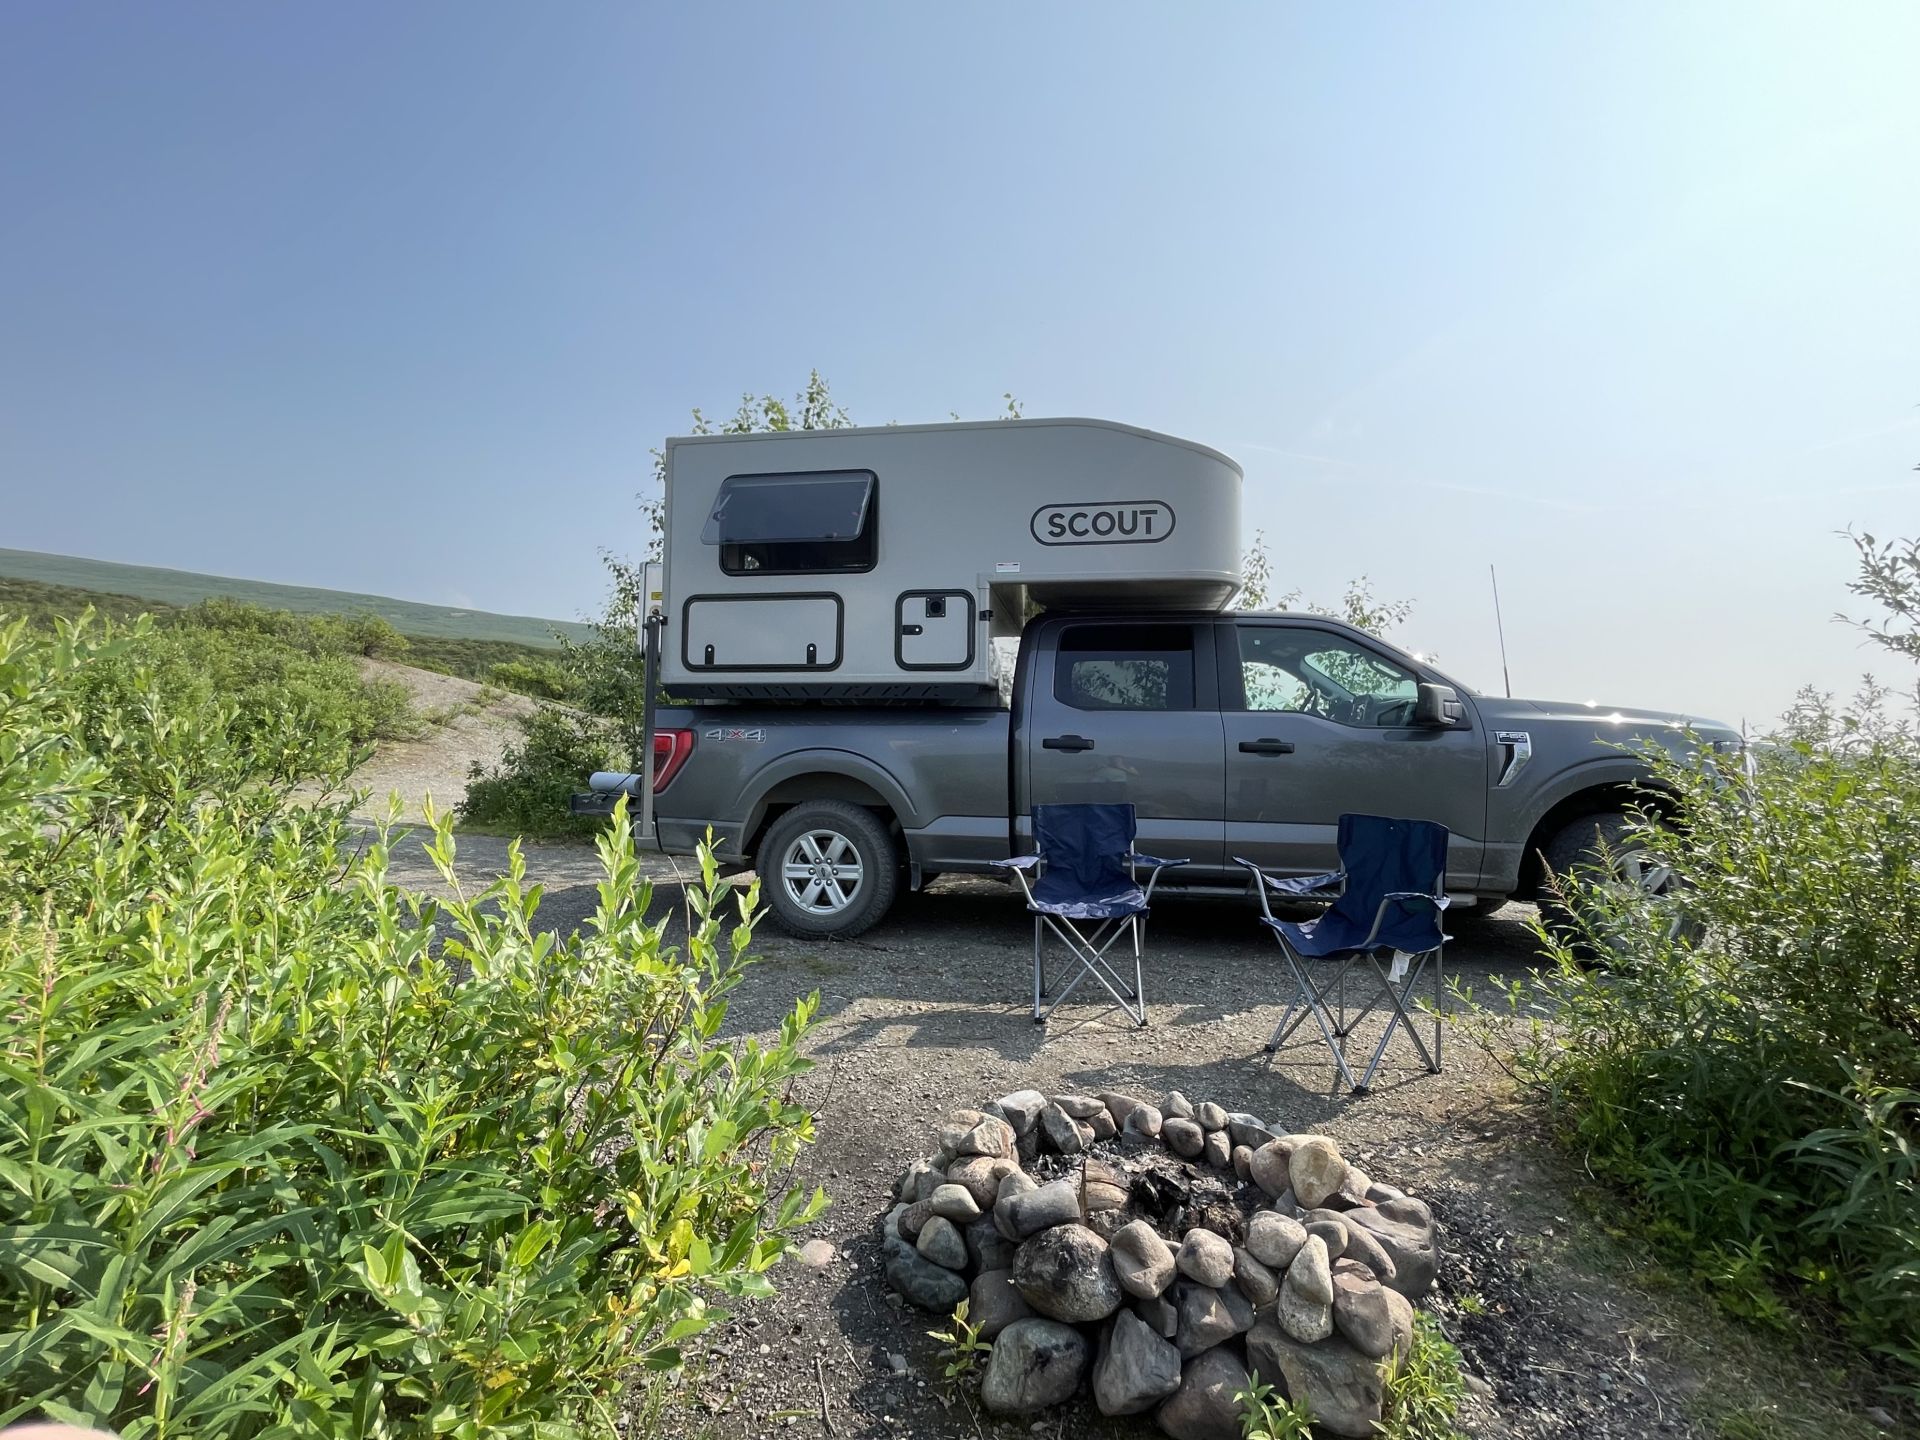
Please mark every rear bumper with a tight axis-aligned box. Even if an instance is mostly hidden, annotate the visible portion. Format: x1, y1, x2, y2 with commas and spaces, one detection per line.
565, 795, 747, 863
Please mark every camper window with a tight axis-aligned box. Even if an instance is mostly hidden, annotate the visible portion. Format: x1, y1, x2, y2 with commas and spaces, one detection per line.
704, 470, 878, 575
1055, 623, 1196, 712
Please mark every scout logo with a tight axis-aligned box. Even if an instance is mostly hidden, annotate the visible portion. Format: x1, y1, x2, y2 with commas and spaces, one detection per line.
1030, 500, 1176, 546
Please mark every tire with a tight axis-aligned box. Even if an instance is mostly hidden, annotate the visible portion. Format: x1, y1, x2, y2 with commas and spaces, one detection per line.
1537, 810, 1675, 949
758, 801, 900, 939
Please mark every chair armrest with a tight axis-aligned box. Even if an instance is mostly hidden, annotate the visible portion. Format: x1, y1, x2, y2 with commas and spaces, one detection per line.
1381, 890, 1450, 909
1127, 853, 1188, 869
1266, 869, 1346, 897
991, 855, 1042, 871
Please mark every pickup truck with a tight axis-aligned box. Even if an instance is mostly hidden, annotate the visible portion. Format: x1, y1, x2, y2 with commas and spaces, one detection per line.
592, 610, 1741, 938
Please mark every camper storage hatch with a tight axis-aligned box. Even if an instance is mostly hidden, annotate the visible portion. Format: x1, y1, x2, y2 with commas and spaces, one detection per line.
657, 417, 1243, 700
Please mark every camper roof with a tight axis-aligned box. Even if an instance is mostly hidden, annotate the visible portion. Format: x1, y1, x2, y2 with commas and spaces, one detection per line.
665, 415, 1243, 476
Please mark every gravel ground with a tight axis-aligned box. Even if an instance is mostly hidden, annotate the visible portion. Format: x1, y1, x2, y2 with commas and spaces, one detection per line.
342, 661, 536, 822
384, 833, 1884, 1440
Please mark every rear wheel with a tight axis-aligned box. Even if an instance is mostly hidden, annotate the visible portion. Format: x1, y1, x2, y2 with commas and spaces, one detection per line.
758, 801, 899, 939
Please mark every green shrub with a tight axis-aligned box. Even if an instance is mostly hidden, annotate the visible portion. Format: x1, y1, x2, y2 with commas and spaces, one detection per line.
1472, 690, 1920, 1391
459, 704, 618, 838
0, 615, 825, 1436
486, 658, 573, 701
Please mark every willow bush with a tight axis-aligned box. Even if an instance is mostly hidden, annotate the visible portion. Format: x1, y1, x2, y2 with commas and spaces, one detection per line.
0, 614, 824, 1437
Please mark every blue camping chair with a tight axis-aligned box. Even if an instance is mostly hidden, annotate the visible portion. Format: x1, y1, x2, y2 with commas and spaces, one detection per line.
993, 803, 1186, 1026
1234, 814, 1450, 1093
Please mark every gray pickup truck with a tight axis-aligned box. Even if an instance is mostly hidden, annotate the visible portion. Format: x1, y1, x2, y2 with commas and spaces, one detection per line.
607, 610, 1740, 937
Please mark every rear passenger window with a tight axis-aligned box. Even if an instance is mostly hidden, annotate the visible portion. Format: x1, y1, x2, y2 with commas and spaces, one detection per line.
1055, 624, 1195, 711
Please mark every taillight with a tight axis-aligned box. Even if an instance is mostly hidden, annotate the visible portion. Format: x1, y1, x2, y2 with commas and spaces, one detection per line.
651, 728, 695, 791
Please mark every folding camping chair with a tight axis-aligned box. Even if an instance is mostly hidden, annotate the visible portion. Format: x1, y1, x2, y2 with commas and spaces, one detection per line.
993, 803, 1186, 1027
1234, 814, 1450, 1093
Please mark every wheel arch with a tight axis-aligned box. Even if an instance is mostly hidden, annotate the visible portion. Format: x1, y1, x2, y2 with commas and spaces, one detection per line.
737, 752, 917, 865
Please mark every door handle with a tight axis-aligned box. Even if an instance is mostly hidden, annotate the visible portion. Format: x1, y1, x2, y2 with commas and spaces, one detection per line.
900, 623, 924, 636
1042, 734, 1096, 752
1238, 738, 1296, 756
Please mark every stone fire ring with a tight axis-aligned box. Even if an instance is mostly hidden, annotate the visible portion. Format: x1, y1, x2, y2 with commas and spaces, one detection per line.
882, 1089, 1441, 1439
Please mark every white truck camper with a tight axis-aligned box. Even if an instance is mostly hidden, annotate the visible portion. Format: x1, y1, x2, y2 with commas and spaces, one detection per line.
654, 417, 1244, 701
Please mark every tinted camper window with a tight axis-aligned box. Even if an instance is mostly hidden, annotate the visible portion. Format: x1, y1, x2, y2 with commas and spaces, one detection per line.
704, 470, 877, 575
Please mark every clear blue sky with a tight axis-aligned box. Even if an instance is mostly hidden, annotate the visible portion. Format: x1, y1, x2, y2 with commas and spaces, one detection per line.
3, 3, 1917, 727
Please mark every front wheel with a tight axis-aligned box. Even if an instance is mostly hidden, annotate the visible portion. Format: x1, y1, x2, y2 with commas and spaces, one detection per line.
1537, 810, 1680, 951
758, 801, 900, 939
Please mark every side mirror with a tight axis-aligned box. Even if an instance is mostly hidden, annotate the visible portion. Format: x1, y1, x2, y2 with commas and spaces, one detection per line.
1414, 682, 1465, 727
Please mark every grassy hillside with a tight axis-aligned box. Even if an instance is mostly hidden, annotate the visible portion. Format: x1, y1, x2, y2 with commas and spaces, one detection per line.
0, 548, 591, 646
0, 573, 576, 695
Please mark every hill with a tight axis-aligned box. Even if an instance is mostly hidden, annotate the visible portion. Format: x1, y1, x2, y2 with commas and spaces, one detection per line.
0, 548, 591, 646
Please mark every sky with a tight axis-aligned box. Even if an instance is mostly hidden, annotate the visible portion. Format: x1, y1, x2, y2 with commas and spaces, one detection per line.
2, 3, 1917, 729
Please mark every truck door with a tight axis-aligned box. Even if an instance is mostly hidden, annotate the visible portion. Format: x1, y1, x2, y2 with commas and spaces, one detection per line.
1020, 619, 1227, 877
1217, 618, 1487, 892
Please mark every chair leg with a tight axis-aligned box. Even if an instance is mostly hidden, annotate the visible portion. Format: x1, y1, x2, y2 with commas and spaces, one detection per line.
1032, 918, 1044, 1023
1130, 916, 1146, 1028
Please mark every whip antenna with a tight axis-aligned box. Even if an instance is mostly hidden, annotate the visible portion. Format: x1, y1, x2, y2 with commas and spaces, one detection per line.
1490, 564, 1513, 698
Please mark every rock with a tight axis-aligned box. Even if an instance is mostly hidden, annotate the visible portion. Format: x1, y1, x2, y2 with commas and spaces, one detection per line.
883, 1234, 969, 1311
969, 1267, 1034, 1338
1233, 1246, 1279, 1308
929, 1182, 982, 1223
1271, 1188, 1300, 1215
1203, 1129, 1232, 1168
887, 1351, 907, 1374
1247, 1320, 1390, 1438
898, 1198, 933, 1240
947, 1155, 1016, 1209
1086, 1108, 1119, 1141
1100, 1090, 1152, 1128
1330, 1267, 1396, 1358
1307, 1217, 1349, 1260
1338, 1220, 1397, 1281
1175, 1228, 1235, 1287
1134, 1293, 1178, 1337
1196, 1101, 1229, 1131
1342, 1196, 1438, 1299
980, 1318, 1089, 1415
1364, 1180, 1405, 1204
899, 1157, 943, 1203
1092, 1308, 1184, 1416
1331, 1164, 1371, 1209
1865, 1406, 1899, 1433
938, 1108, 987, 1150
1163, 1117, 1206, 1157
1380, 1284, 1415, 1363
1230, 1143, 1253, 1179
1081, 1159, 1130, 1212
1227, 1112, 1277, 1151
953, 1112, 1017, 1159
1162, 1090, 1195, 1120
1245, 1210, 1308, 1268
994, 1170, 1041, 1240
882, 1202, 906, 1241
966, 1216, 1017, 1272
1288, 1234, 1334, 1304
1013, 1223, 1124, 1323
1170, 1279, 1238, 1358
1039, 1103, 1087, 1155
1016, 1128, 1041, 1163
1052, 1093, 1106, 1119
1156, 1344, 1249, 1440
1248, 1138, 1296, 1197
1121, 1103, 1164, 1142
1277, 1283, 1333, 1343
1288, 1135, 1348, 1208
1109, 1219, 1178, 1299
995, 1089, 1049, 1136
795, 1238, 835, 1268
999, 1177, 1082, 1239
917, 1215, 969, 1270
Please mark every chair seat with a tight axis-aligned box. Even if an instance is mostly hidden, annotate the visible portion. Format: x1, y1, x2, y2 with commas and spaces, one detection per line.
1031, 882, 1148, 920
